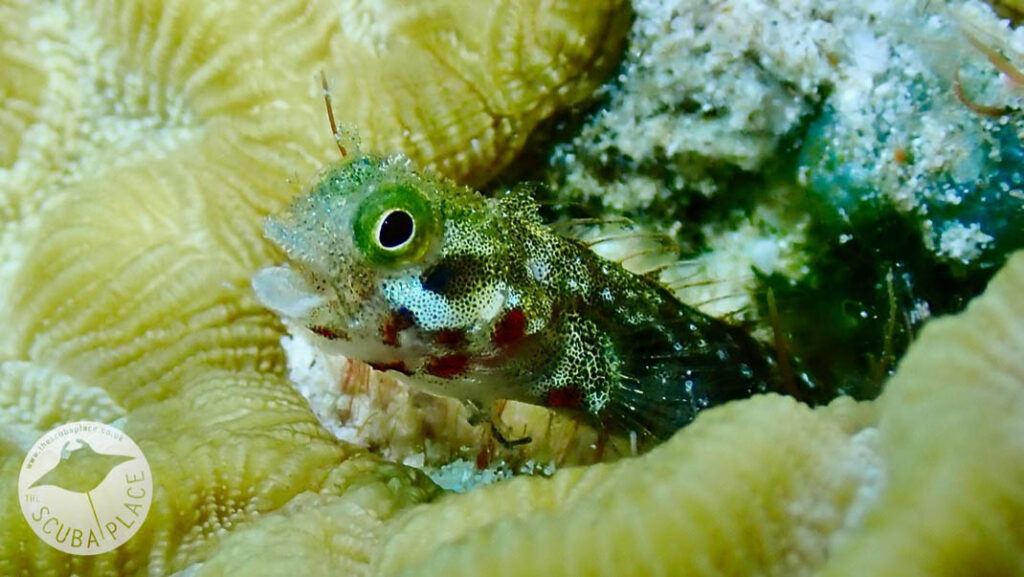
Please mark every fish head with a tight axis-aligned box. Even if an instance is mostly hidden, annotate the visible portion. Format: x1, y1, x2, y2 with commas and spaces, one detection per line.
253, 154, 536, 402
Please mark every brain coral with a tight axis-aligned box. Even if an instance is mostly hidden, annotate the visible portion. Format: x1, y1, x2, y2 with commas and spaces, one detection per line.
2, 0, 1024, 576
0, 0, 626, 573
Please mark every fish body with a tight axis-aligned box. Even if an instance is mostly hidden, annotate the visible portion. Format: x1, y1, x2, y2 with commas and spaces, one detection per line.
254, 154, 786, 440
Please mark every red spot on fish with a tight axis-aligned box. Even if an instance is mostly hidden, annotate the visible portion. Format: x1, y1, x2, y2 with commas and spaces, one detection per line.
434, 328, 467, 348
546, 386, 583, 409
476, 444, 491, 470
424, 354, 469, 378
492, 308, 526, 347
381, 310, 415, 347
310, 325, 341, 340
368, 360, 412, 376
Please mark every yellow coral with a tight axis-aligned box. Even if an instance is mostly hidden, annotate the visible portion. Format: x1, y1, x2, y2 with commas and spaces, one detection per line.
0, 0, 625, 573
819, 251, 1024, 575
373, 395, 877, 577
2, 0, 1023, 574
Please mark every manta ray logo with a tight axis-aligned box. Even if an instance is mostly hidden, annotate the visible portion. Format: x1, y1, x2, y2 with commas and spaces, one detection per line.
18, 421, 152, 555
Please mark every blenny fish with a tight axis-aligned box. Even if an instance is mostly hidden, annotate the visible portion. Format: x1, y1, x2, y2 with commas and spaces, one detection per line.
253, 84, 805, 442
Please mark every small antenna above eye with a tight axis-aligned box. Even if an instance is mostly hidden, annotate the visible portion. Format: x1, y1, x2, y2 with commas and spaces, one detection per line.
319, 70, 348, 158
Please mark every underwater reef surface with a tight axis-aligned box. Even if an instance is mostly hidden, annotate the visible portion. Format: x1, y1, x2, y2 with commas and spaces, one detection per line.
0, 0, 626, 572
1, 0, 1023, 576
541, 0, 1024, 397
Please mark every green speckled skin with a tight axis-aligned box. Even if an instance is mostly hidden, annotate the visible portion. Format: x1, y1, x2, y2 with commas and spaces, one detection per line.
254, 155, 789, 440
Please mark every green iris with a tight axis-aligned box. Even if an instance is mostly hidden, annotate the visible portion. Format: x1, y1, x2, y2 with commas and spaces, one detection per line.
353, 184, 439, 266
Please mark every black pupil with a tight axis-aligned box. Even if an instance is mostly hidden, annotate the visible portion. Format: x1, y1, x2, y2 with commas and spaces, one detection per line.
378, 210, 414, 249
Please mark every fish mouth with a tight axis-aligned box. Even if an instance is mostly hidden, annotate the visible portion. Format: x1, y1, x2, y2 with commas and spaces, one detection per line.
253, 267, 428, 367
257, 214, 350, 322
251, 265, 331, 322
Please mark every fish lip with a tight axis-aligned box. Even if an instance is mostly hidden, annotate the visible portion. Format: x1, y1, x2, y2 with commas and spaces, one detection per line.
251, 265, 334, 321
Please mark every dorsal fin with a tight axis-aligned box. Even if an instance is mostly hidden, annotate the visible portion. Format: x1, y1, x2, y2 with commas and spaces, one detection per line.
563, 219, 753, 322
560, 220, 684, 275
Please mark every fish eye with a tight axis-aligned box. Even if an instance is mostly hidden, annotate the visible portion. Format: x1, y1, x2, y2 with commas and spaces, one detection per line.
376, 209, 415, 249
353, 184, 438, 266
